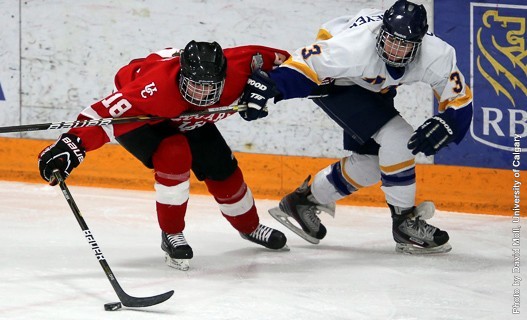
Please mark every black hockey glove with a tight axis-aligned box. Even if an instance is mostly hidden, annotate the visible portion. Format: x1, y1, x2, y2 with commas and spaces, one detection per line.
407, 114, 456, 156
38, 133, 86, 185
239, 69, 279, 121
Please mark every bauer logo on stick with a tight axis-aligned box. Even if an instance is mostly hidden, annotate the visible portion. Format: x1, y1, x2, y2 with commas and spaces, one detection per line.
84, 230, 104, 261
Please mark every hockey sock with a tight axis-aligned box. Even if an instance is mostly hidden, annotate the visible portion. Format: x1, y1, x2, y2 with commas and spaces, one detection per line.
205, 167, 259, 234
152, 134, 192, 234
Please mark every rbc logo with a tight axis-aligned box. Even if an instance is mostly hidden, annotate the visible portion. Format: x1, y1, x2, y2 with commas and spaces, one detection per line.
470, 8, 527, 152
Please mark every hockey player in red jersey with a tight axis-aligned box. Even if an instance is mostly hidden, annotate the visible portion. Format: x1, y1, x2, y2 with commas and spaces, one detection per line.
38, 41, 289, 270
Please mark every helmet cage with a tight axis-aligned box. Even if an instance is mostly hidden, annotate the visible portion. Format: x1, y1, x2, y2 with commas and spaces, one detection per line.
376, 27, 422, 68
178, 40, 227, 107
179, 76, 225, 107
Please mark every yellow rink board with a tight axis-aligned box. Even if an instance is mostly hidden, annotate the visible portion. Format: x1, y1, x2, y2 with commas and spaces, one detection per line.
0, 137, 522, 216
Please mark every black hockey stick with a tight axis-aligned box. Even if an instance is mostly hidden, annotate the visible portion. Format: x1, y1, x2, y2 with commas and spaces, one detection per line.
0, 104, 247, 133
52, 170, 174, 308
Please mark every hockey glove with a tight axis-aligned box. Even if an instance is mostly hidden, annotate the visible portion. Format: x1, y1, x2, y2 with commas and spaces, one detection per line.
239, 69, 279, 121
407, 114, 456, 156
38, 133, 86, 185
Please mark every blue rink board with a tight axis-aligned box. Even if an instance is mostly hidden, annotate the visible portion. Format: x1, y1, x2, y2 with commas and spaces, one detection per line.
434, 0, 526, 170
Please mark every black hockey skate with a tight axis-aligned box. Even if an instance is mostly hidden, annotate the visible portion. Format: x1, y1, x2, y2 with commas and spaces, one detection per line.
269, 176, 335, 244
161, 232, 193, 271
390, 202, 452, 254
240, 224, 288, 250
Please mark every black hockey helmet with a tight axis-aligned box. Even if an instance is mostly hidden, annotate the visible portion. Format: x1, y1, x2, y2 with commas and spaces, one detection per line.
179, 40, 227, 106
376, 0, 429, 67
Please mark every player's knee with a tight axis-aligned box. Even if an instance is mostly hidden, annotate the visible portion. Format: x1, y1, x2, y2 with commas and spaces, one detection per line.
376, 117, 415, 163
343, 154, 381, 187
152, 134, 192, 175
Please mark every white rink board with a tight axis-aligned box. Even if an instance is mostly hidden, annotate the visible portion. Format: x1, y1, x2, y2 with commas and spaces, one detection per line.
0, 0, 433, 160
0, 2, 21, 139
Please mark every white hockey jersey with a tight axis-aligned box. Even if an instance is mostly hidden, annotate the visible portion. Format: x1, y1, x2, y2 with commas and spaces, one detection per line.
276, 8, 472, 114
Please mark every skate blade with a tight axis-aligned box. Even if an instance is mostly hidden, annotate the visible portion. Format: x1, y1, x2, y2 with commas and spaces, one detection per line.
395, 242, 452, 255
165, 253, 190, 271
268, 207, 320, 244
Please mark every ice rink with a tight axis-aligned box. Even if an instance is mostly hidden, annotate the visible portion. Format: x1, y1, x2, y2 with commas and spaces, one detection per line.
0, 180, 523, 320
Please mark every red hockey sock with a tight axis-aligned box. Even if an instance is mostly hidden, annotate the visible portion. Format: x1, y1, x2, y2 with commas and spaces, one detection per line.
205, 167, 259, 234
156, 201, 188, 234
152, 134, 192, 234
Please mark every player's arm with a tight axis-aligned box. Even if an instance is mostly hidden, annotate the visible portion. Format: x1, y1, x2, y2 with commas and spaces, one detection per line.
270, 14, 366, 100
408, 60, 473, 156
433, 68, 473, 144
240, 40, 336, 121
37, 92, 125, 185
267, 36, 351, 100
238, 45, 290, 71
38, 80, 162, 185
240, 12, 366, 111
236, 46, 291, 121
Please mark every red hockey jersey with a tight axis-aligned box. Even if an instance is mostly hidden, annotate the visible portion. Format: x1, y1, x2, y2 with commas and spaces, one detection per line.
69, 45, 289, 151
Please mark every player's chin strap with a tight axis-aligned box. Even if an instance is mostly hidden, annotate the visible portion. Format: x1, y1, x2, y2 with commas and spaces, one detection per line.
0, 104, 248, 134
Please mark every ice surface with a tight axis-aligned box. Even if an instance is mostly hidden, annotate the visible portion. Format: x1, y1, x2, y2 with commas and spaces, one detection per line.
0, 181, 523, 320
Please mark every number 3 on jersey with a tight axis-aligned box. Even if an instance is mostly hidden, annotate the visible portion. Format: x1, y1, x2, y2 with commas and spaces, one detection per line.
101, 92, 132, 117
301, 45, 322, 59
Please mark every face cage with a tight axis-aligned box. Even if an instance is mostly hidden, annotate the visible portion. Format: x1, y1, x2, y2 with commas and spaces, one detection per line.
179, 76, 225, 107
376, 28, 422, 68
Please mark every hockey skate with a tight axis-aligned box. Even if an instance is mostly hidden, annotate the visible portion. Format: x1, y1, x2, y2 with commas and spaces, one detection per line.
269, 176, 335, 244
240, 223, 289, 250
161, 232, 193, 271
390, 202, 452, 254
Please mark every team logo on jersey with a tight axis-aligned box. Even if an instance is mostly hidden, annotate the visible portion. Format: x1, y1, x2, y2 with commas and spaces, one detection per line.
470, 5, 527, 152
141, 82, 157, 98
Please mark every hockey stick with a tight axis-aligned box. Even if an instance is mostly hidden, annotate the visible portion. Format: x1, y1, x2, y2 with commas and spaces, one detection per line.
52, 170, 174, 308
0, 104, 247, 133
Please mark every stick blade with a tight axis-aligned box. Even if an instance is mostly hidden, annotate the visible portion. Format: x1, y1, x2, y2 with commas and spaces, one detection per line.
119, 290, 174, 308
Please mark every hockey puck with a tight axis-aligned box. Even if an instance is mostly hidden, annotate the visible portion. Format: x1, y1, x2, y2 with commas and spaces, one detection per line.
104, 302, 122, 311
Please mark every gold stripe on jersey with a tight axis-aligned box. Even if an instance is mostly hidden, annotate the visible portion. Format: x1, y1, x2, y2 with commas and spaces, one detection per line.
316, 28, 333, 41
282, 57, 321, 84
436, 85, 473, 112
380, 159, 415, 174
380, 86, 397, 94
340, 158, 365, 189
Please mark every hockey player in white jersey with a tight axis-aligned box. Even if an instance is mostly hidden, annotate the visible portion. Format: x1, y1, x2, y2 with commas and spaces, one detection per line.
239, 0, 473, 254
